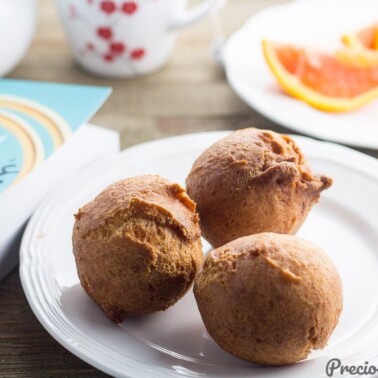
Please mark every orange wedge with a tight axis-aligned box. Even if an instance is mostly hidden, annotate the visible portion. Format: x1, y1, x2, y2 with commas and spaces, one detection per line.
335, 48, 378, 68
262, 40, 378, 112
342, 24, 378, 50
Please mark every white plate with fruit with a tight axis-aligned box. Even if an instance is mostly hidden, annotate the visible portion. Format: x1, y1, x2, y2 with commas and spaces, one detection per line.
223, 0, 378, 149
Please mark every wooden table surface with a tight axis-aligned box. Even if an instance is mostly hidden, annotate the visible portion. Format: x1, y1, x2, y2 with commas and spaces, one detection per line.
1, 0, 377, 376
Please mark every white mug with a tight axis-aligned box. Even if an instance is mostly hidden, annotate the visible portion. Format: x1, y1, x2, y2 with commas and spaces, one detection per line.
55, 0, 225, 78
0, 0, 37, 76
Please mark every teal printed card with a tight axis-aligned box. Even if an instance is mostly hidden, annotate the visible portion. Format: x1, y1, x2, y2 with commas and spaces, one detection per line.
0, 79, 111, 193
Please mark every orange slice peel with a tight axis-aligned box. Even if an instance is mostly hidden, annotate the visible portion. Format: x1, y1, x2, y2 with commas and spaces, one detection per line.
262, 39, 378, 112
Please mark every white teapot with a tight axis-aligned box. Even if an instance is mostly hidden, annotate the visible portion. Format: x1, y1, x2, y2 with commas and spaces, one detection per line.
0, 0, 37, 76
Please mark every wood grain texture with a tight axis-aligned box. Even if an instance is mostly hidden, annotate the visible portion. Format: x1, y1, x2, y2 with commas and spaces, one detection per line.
0, 269, 107, 377
9, 0, 293, 150
1, 0, 377, 376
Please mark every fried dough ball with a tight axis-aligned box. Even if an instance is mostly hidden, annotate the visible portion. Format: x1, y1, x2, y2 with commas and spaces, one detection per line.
73, 175, 203, 323
186, 128, 332, 247
194, 233, 343, 365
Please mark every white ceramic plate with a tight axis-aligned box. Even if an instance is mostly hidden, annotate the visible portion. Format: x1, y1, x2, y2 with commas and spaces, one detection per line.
223, 0, 378, 149
20, 132, 378, 377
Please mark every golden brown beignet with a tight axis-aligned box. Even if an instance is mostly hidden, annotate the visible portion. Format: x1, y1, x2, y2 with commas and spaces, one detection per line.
73, 175, 203, 323
194, 232, 343, 365
186, 128, 332, 247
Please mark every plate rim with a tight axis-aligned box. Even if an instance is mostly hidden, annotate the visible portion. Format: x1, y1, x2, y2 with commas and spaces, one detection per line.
20, 130, 378, 378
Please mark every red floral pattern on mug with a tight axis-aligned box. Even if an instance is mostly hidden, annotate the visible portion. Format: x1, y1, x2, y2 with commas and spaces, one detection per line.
110, 42, 126, 55
86, 42, 95, 51
121, 2, 138, 15
100, 1, 117, 14
69, 4, 77, 18
130, 48, 145, 60
69, 1, 146, 64
97, 27, 113, 40
103, 53, 114, 62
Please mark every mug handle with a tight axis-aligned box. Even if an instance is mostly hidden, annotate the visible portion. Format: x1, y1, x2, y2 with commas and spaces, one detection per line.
169, 0, 226, 30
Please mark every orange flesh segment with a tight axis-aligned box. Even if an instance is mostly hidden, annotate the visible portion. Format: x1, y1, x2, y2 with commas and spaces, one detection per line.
357, 25, 378, 49
275, 45, 378, 98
